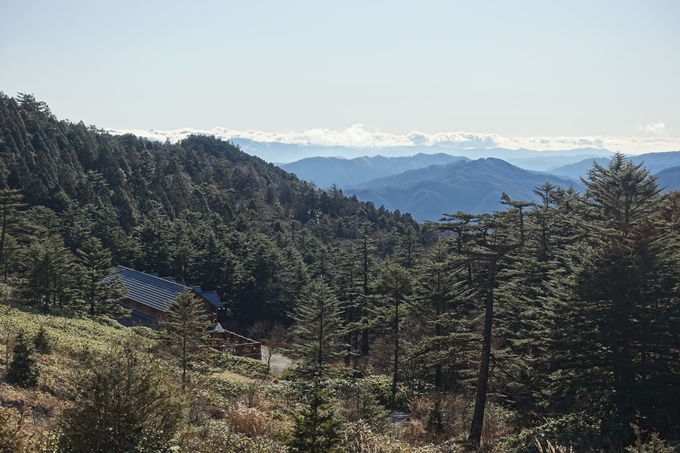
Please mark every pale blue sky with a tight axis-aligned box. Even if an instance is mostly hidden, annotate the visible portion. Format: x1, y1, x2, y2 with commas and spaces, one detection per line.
1, 0, 679, 143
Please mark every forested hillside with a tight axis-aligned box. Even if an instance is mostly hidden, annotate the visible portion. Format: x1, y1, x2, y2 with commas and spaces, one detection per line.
1, 93, 680, 452
0, 92, 431, 332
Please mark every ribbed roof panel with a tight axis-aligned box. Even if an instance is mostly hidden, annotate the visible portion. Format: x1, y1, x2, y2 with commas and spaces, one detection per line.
115, 266, 222, 311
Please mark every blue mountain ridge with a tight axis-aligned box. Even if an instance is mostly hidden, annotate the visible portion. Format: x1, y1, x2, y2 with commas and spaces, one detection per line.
343, 158, 580, 222
548, 151, 680, 180
281, 153, 468, 189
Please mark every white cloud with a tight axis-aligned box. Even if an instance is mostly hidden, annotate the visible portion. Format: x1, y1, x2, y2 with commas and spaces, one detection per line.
106, 124, 680, 155
637, 121, 668, 135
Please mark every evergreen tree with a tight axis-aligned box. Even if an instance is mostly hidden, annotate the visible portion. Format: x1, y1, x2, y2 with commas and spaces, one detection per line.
435, 203, 527, 448
395, 225, 421, 270
548, 154, 680, 438
6, 331, 39, 388
0, 189, 24, 280
293, 279, 345, 366
77, 236, 126, 318
33, 325, 52, 355
373, 262, 412, 404
409, 239, 476, 390
289, 379, 341, 453
23, 235, 80, 312
335, 244, 362, 366
355, 221, 376, 358
159, 290, 212, 389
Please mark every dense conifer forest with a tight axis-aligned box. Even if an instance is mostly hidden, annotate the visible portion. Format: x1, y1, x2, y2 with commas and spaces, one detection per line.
1, 93, 679, 452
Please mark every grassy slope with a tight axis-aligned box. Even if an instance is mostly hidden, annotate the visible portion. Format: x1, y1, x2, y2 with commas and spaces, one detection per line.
0, 303, 446, 453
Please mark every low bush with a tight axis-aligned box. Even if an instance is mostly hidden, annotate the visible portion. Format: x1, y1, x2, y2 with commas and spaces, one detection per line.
214, 353, 271, 379
341, 421, 445, 453
58, 340, 184, 453
361, 374, 412, 410
497, 413, 602, 453
177, 420, 288, 453
214, 376, 252, 401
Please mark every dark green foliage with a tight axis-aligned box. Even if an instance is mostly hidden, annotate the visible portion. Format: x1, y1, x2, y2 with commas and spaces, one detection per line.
546, 154, 680, 439
77, 236, 127, 318
498, 413, 602, 453
373, 262, 411, 404
22, 235, 81, 312
6, 331, 39, 388
406, 240, 476, 391
0, 93, 425, 329
293, 279, 345, 365
3, 94, 680, 448
159, 290, 212, 389
626, 426, 677, 453
289, 381, 341, 453
425, 400, 445, 436
58, 340, 183, 453
336, 379, 389, 433
0, 189, 25, 281
33, 325, 52, 355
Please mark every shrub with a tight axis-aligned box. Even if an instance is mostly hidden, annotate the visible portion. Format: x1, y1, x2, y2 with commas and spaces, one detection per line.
335, 379, 390, 433
361, 374, 411, 410
225, 402, 270, 437
626, 426, 676, 453
0, 406, 28, 452
177, 420, 288, 453
341, 421, 444, 453
497, 413, 602, 453
214, 353, 271, 379
214, 376, 252, 401
58, 339, 184, 453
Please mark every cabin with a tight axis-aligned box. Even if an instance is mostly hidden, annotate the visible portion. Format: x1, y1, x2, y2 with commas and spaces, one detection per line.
210, 321, 261, 359
114, 265, 222, 326
113, 266, 261, 359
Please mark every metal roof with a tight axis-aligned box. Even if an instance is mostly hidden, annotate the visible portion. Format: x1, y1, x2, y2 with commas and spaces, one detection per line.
211, 322, 225, 333
199, 291, 222, 308
115, 266, 223, 312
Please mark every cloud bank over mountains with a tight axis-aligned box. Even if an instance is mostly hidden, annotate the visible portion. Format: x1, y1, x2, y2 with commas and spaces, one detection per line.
106, 123, 680, 156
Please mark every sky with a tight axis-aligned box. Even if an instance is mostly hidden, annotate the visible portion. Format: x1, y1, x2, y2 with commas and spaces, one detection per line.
1, 1, 679, 154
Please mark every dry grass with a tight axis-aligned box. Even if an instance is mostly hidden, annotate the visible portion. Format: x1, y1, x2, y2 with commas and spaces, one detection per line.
215, 369, 256, 384
535, 439, 574, 453
222, 402, 292, 439
343, 421, 448, 453
401, 393, 514, 447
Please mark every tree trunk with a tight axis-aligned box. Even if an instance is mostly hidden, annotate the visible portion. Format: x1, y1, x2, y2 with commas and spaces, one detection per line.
467, 258, 496, 448
392, 290, 400, 403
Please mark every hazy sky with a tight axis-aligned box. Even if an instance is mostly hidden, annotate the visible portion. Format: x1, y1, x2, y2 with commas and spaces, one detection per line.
1, 0, 679, 148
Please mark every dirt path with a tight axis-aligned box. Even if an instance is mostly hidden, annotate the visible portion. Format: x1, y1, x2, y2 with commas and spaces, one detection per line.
261, 347, 295, 375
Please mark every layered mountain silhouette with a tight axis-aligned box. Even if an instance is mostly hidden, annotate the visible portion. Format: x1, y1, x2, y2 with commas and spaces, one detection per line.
343, 158, 579, 221
279, 150, 678, 222
281, 153, 468, 189
548, 151, 680, 182
655, 166, 680, 192
546, 158, 611, 180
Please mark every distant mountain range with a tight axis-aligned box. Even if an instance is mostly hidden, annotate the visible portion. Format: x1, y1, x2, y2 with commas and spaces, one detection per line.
344, 158, 580, 221
231, 137, 613, 165
277, 149, 678, 222
548, 151, 680, 181
280, 153, 468, 189
280, 148, 613, 189
656, 166, 680, 192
